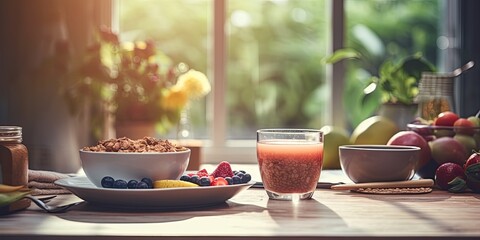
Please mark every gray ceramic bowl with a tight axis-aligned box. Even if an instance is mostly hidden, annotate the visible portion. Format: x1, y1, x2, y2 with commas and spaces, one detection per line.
80, 149, 191, 188
339, 145, 420, 183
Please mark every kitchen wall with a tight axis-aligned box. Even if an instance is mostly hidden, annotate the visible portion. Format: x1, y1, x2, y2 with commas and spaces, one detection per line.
0, 0, 111, 173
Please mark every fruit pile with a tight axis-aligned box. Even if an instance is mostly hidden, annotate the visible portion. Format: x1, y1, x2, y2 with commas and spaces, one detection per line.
403, 111, 480, 174
99, 161, 252, 189
410, 111, 480, 158
389, 110, 480, 193
180, 161, 252, 186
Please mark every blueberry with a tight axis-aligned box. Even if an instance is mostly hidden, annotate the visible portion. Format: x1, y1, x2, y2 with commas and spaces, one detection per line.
190, 175, 200, 184
127, 180, 138, 189
136, 181, 149, 189
141, 178, 153, 188
101, 176, 115, 188
180, 175, 191, 182
236, 172, 245, 179
238, 170, 246, 174
241, 173, 252, 183
113, 179, 128, 189
232, 175, 242, 184
233, 170, 238, 175
225, 177, 233, 185
198, 176, 211, 186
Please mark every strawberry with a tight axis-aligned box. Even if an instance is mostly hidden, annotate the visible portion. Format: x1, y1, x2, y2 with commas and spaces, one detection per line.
196, 168, 209, 177
211, 161, 234, 178
211, 177, 228, 186
435, 162, 467, 192
464, 152, 480, 193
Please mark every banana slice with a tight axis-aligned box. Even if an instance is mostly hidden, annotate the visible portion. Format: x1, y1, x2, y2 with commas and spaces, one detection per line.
154, 180, 199, 188
0, 184, 25, 193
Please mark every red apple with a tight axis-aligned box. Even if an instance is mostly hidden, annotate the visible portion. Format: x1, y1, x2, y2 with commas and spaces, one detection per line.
453, 118, 475, 135
434, 111, 459, 126
387, 131, 432, 170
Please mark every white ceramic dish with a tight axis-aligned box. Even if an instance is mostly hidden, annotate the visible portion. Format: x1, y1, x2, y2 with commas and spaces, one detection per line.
55, 176, 253, 209
80, 149, 190, 188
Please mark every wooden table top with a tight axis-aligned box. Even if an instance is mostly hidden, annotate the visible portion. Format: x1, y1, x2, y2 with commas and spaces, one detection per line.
1, 165, 479, 240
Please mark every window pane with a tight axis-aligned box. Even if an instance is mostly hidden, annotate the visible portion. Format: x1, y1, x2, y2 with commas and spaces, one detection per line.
118, 0, 211, 138
226, 0, 329, 139
344, 0, 440, 128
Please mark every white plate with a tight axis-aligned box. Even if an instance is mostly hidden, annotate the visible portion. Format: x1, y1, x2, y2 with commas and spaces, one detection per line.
55, 176, 254, 210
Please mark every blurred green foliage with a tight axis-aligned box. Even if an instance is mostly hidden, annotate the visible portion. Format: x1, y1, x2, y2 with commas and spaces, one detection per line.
118, 0, 440, 138
227, 0, 328, 138
344, 0, 440, 128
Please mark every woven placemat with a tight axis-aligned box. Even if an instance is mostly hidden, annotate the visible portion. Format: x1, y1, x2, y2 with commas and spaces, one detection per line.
352, 187, 433, 195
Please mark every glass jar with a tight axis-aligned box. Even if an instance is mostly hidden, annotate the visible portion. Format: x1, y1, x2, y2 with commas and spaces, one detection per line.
416, 72, 455, 121
0, 126, 30, 213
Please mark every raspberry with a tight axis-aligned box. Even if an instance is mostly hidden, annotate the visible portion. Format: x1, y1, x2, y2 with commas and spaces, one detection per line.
211, 161, 234, 178
196, 168, 209, 177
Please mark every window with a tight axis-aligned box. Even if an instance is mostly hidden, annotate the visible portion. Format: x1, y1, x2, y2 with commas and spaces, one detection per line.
116, 0, 442, 163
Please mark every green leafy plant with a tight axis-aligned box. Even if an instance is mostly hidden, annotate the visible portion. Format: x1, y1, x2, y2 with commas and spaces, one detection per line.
324, 49, 435, 106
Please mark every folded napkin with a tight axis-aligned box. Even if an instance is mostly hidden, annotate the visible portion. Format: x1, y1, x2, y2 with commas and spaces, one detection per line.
28, 169, 73, 196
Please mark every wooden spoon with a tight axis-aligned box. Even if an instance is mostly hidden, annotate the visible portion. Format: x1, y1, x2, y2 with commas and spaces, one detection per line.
331, 179, 434, 190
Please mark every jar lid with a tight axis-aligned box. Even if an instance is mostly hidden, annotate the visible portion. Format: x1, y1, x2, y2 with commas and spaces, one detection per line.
0, 126, 22, 143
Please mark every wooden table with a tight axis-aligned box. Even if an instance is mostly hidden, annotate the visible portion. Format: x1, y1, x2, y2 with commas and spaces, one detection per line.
1, 165, 479, 240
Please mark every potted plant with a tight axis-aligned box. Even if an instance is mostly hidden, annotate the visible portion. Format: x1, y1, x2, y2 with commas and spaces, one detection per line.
63, 27, 210, 140
324, 49, 435, 129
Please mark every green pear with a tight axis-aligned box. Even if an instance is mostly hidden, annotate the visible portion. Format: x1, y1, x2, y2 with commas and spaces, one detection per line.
468, 116, 480, 149
468, 116, 480, 126
454, 134, 477, 154
320, 126, 350, 169
350, 116, 399, 145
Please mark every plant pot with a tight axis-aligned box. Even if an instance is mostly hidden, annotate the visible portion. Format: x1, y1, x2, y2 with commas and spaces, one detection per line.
378, 103, 418, 130
115, 121, 156, 139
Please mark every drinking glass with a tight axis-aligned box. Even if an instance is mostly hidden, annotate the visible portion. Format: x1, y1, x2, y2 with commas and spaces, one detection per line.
256, 129, 324, 200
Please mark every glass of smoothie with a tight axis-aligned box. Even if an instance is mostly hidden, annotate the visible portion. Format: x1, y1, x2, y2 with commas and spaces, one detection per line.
256, 129, 324, 201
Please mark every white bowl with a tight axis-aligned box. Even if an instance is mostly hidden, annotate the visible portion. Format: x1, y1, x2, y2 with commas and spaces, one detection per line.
79, 149, 190, 187
339, 145, 420, 183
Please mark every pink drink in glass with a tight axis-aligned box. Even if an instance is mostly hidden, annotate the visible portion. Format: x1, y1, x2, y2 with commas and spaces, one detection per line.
257, 140, 323, 198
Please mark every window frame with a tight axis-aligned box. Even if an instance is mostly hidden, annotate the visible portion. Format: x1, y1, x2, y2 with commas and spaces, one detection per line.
202, 0, 344, 163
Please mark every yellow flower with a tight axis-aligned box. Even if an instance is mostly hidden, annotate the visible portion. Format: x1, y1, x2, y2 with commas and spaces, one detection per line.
160, 86, 188, 110
135, 41, 147, 49
121, 42, 135, 51
176, 69, 211, 99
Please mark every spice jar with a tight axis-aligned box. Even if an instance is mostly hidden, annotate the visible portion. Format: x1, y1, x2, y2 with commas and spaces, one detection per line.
0, 126, 30, 213
416, 72, 455, 121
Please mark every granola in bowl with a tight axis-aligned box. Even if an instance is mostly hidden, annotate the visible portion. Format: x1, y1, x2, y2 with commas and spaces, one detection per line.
82, 137, 188, 153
